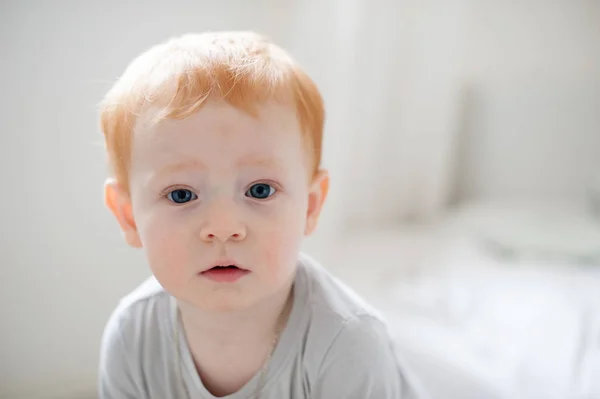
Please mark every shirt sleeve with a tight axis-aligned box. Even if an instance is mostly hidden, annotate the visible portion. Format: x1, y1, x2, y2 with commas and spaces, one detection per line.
313, 314, 424, 399
98, 309, 143, 399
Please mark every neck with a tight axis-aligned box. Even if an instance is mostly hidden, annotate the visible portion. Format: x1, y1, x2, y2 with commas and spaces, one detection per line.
178, 280, 294, 348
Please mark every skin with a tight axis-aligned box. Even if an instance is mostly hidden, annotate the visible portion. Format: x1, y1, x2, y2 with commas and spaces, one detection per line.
105, 99, 329, 395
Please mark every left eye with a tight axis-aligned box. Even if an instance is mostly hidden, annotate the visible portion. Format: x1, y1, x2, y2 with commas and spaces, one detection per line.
246, 183, 276, 199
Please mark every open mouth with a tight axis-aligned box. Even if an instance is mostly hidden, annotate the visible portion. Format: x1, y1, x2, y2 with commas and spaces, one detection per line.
206, 265, 240, 271
200, 264, 249, 283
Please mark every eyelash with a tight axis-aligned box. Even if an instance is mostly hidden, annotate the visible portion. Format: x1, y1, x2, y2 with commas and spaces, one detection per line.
160, 185, 194, 198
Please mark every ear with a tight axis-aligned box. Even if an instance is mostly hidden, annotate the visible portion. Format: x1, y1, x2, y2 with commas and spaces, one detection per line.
104, 178, 142, 248
305, 169, 330, 236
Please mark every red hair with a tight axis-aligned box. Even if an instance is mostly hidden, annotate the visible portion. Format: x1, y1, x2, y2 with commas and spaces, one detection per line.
99, 31, 324, 192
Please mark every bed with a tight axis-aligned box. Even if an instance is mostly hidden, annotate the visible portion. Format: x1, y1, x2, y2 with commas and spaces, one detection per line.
326, 203, 600, 399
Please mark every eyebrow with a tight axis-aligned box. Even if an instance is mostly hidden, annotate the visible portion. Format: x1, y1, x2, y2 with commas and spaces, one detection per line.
156, 160, 207, 177
235, 157, 281, 169
154, 157, 281, 178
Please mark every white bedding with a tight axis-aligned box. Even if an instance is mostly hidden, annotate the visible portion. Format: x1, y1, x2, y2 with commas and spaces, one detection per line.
373, 237, 600, 399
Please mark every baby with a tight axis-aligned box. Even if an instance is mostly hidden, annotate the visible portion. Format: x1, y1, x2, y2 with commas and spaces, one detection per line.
98, 31, 422, 399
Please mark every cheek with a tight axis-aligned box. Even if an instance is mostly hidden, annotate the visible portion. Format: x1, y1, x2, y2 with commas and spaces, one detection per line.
136, 208, 193, 288
263, 234, 287, 266
262, 235, 298, 286
260, 215, 304, 277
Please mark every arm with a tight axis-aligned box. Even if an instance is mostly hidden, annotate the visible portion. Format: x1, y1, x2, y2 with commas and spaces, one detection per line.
313, 315, 425, 399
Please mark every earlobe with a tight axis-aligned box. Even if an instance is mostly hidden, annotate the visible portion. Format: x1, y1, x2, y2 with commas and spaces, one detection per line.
104, 179, 142, 248
305, 169, 330, 236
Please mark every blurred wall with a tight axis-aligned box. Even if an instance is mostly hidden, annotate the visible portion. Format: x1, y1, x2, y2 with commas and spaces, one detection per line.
456, 1, 600, 203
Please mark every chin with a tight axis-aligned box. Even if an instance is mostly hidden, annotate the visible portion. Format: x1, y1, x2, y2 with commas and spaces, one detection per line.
192, 291, 255, 313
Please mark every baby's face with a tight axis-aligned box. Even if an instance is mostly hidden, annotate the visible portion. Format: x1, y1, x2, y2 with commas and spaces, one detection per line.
119, 100, 325, 311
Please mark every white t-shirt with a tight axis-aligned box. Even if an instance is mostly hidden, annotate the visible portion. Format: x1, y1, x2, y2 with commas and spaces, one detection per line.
99, 253, 424, 398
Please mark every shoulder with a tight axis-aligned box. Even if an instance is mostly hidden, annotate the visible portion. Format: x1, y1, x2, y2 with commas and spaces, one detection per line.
296, 253, 390, 347
102, 276, 170, 346
298, 252, 386, 322
321, 313, 397, 370
315, 314, 423, 398
294, 252, 390, 349
296, 253, 424, 398
99, 277, 171, 398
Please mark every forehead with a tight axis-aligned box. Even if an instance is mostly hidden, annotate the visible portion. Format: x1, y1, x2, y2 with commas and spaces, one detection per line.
131, 100, 306, 171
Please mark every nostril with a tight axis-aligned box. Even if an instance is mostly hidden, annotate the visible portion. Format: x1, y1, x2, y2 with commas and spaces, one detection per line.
201, 230, 244, 241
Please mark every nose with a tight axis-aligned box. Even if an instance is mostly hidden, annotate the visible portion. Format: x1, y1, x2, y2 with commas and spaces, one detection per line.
198, 200, 246, 243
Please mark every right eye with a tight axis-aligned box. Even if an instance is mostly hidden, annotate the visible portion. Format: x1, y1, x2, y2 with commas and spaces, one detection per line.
167, 189, 198, 204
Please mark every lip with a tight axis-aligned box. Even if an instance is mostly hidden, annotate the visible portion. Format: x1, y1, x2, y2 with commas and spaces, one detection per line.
198, 259, 250, 284
201, 267, 250, 283
199, 259, 248, 273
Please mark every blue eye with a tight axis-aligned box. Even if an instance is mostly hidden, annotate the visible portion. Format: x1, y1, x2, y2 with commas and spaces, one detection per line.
167, 189, 197, 204
246, 183, 276, 199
